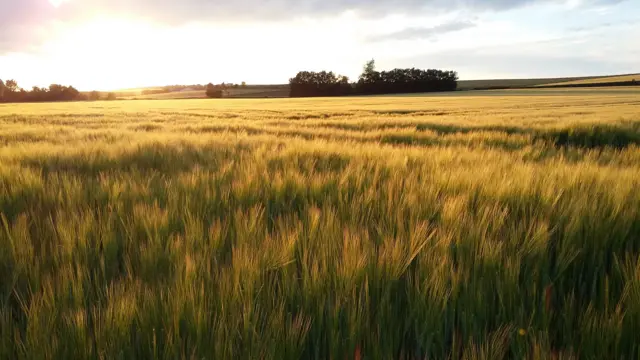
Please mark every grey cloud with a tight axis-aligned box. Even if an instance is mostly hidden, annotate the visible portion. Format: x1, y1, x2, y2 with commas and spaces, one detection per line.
399, 40, 637, 79
0, 0, 56, 54
1, 0, 526, 27
569, 18, 636, 32
94, 0, 625, 22
3, 0, 629, 25
0, 0, 629, 54
368, 21, 476, 42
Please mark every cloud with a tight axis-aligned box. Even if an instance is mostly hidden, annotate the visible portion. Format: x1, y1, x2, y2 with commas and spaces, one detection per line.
26, 0, 533, 23
61, 0, 629, 22
0, 0, 629, 54
399, 30, 639, 79
568, 18, 636, 32
95, 0, 525, 20
0, 0, 58, 54
369, 21, 476, 42
2, 0, 629, 26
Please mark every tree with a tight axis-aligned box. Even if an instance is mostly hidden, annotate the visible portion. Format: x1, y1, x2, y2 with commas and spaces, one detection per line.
29, 86, 45, 102
289, 60, 457, 98
360, 59, 377, 83
354, 60, 458, 95
106, 93, 117, 101
289, 71, 352, 97
241, 81, 247, 87
62, 86, 80, 101
205, 83, 223, 98
89, 91, 101, 101
5, 79, 18, 93
0, 79, 89, 102
44, 84, 80, 101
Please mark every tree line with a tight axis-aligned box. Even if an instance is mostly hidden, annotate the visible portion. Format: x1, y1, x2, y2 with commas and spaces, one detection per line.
0, 78, 250, 102
289, 60, 458, 97
2, 61, 459, 102
204, 82, 247, 98
0, 79, 116, 103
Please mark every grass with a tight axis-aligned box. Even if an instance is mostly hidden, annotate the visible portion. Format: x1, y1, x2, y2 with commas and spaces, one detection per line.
1, 92, 640, 359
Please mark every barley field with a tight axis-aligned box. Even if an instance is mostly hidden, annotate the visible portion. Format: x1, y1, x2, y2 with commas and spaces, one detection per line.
1, 91, 640, 359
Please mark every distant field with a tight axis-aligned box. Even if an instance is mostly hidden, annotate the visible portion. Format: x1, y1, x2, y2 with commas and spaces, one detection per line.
538, 74, 640, 87
225, 85, 290, 98
456, 74, 639, 90
113, 87, 164, 96
2, 92, 640, 359
116, 87, 164, 93
457, 76, 601, 90
425, 86, 640, 97
120, 86, 289, 100
122, 90, 206, 100
112, 74, 640, 100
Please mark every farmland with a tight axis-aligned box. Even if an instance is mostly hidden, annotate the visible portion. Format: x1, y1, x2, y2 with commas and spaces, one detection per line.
119, 85, 290, 100
539, 74, 640, 87
456, 76, 611, 90
115, 74, 640, 100
1, 89, 640, 358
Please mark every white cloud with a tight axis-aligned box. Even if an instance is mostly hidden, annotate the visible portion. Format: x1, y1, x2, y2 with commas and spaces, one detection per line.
0, 0, 636, 88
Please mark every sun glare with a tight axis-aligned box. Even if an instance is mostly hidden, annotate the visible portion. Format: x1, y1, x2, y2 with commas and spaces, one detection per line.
12, 12, 365, 90
38, 17, 345, 90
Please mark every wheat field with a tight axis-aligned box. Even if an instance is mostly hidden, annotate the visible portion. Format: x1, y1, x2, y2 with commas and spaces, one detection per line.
539, 74, 639, 87
1, 92, 640, 359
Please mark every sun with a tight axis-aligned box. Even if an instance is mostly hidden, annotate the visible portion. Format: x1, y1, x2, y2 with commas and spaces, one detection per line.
49, 0, 70, 8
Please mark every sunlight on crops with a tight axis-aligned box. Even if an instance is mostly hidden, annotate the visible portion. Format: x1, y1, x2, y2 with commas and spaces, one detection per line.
1, 93, 640, 358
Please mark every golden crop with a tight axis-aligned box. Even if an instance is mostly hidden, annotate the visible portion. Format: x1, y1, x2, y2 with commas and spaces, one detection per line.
1, 92, 639, 358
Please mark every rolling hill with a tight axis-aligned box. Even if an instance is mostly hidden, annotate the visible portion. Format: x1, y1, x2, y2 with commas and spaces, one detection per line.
536, 74, 640, 87
113, 73, 639, 100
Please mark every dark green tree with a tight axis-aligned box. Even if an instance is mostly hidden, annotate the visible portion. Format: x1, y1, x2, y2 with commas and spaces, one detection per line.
359, 59, 377, 83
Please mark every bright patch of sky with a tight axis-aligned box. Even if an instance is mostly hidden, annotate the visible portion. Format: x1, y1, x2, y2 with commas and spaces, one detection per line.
0, 0, 637, 90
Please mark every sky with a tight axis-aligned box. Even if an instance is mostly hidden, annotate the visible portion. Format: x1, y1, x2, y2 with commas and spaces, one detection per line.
0, 0, 638, 90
